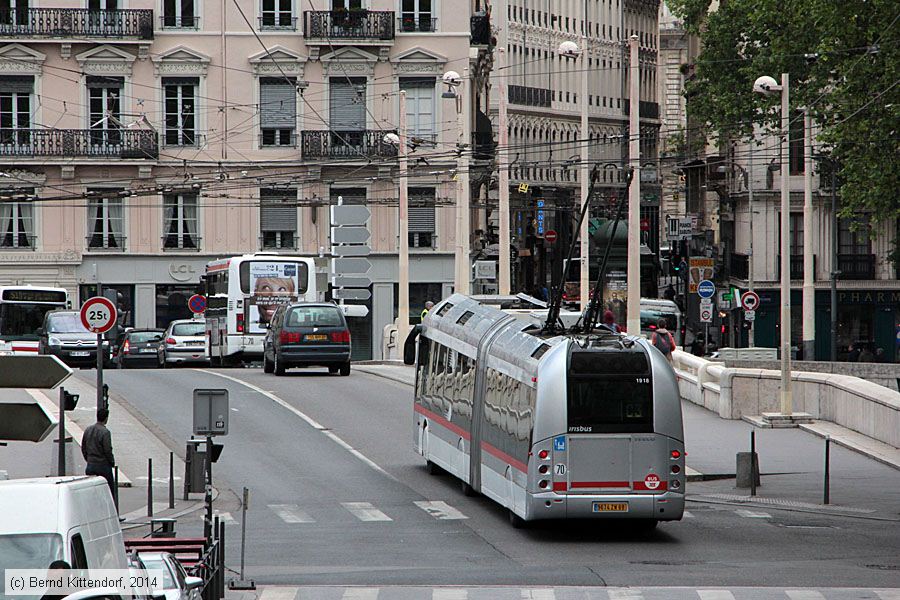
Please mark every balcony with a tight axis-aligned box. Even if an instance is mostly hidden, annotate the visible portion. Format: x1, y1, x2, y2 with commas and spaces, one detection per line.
508, 85, 552, 107
729, 253, 749, 280
162, 235, 202, 251
301, 130, 397, 159
398, 14, 436, 32
838, 254, 876, 280
85, 235, 126, 251
0, 129, 158, 159
0, 8, 153, 40
623, 101, 661, 120
777, 254, 817, 280
0, 234, 36, 250
303, 10, 394, 42
470, 14, 490, 45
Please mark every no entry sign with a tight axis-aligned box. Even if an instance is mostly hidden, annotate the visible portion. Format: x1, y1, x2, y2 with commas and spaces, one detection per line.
544, 230, 558, 243
80, 296, 117, 334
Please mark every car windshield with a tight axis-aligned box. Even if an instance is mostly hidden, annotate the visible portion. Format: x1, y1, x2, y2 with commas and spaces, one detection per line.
129, 331, 163, 343
138, 556, 176, 589
0, 304, 59, 341
0, 533, 63, 573
286, 306, 344, 327
172, 323, 205, 337
47, 313, 90, 334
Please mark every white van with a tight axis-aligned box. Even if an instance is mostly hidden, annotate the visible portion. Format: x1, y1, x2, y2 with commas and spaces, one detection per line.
0, 476, 128, 573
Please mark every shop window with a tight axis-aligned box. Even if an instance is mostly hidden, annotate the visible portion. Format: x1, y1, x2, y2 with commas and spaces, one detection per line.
156, 285, 197, 329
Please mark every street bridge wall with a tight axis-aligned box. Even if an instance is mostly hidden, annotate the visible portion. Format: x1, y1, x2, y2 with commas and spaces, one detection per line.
724, 360, 900, 393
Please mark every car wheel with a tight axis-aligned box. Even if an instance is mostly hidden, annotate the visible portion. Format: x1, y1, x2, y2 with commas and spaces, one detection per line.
339, 361, 351, 377
263, 350, 274, 374
274, 352, 285, 376
460, 479, 476, 497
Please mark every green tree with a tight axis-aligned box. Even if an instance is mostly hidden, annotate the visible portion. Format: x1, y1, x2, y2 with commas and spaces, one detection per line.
668, 0, 900, 257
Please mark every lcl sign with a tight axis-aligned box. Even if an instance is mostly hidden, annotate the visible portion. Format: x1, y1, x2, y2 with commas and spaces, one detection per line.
169, 262, 198, 282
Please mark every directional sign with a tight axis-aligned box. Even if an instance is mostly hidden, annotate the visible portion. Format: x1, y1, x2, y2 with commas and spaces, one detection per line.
188, 294, 207, 314
332, 276, 372, 288
333, 245, 371, 257
0, 355, 72, 389
334, 258, 371, 274
80, 296, 117, 334
697, 279, 716, 299
341, 304, 370, 318
0, 402, 57, 442
333, 288, 372, 301
330, 205, 371, 226
332, 227, 371, 244
741, 290, 761, 311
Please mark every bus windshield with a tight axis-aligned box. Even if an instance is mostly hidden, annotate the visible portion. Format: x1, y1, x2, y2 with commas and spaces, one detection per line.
0, 304, 59, 340
567, 351, 653, 433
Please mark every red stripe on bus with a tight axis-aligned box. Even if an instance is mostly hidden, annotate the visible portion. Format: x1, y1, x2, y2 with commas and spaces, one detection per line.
414, 404, 470, 440
633, 480, 668, 491
480, 441, 528, 474
570, 481, 631, 489
553, 481, 567, 492
12, 346, 38, 352
207, 261, 230, 272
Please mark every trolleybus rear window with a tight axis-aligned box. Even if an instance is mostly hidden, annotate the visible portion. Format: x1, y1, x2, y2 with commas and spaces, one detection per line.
567, 351, 652, 433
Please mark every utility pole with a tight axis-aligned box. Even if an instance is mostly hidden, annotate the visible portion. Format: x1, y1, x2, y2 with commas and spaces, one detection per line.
455, 67, 471, 294
830, 164, 838, 362
579, 1, 590, 310
397, 90, 410, 346
626, 35, 641, 334
498, 49, 511, 295
748, 142, 755, 347
779, 72, 793, 416
802, 109, 815, 361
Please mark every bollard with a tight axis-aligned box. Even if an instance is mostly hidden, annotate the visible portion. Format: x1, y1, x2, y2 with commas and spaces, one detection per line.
218, 519, 226, 599
168, 451, 175, 510
114, 466, 120, 511
824, 435, 831, 505
147, 458, 153, 518
229, 487, 255, 590
750, 431, 757, 497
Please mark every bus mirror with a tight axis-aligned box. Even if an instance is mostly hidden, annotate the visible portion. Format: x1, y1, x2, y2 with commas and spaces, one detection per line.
403, 325, 420, 365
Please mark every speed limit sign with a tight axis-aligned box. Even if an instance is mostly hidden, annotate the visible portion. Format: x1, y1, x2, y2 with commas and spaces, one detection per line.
80, 296, 117, 334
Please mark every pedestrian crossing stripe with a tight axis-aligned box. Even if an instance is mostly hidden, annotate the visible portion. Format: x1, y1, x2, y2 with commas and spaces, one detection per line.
342, 502, 392, 522
269, 504, 315, 523
786, 591, 825, 600
734, 509, 772, 518
414, 500, 469, 520
341, 589, 379, 599
696, 592, 735, 600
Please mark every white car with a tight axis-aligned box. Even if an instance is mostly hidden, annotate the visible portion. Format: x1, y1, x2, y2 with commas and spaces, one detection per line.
157, 319, 209, 367
137, 552, 203, 600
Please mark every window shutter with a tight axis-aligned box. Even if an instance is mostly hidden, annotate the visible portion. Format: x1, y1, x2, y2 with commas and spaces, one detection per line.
86, 76, 124, 89
0, 76, 34, 94
260, 78, 296, 129
329, 78, 366, 130
408, 187, 435, 232
400, 78, 435, 138
260, 188, 297, 231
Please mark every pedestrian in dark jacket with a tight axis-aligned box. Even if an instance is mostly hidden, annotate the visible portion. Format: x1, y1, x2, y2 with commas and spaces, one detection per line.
82, 408, 116, 499
690, 334, 706, 357
847, 343, 861, 363
40, 560, 71, 600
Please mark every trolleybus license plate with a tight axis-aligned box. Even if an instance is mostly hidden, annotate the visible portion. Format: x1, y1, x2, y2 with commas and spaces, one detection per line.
593, 502, 628, 513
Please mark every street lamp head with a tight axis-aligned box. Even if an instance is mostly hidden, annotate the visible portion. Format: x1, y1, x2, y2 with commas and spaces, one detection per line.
558, 40, 580, 59
382, 132, 400, 146
442, 71, 462, 87
753, 75, 782, 96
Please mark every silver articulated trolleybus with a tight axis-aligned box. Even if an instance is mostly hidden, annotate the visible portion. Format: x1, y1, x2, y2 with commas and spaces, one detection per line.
407, 293, 685, 528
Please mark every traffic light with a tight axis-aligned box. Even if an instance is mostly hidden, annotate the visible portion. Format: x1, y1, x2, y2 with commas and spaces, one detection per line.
671, 254, 681, 275
63, 390, 79, 411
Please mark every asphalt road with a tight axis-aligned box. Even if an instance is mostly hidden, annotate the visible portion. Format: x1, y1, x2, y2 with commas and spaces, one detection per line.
79, 366, 900, 588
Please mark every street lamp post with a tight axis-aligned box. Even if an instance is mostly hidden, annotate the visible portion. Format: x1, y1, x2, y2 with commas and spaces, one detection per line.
753, 73, 792, 418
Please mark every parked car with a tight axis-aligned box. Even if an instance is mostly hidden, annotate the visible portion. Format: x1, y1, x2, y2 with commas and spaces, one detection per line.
38, 310, 110, 368
115, 329, 165, 369
157, 319, 208, 367
137, 552, 204, 600
263, 303, 351, 376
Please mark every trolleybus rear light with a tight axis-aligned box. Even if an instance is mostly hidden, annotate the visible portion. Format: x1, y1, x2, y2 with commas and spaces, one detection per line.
670, 479, 681, 490
538, 450, 549, 460
671, 465, 681, 474
671, 450, 681, 459
539, 465, 549, 474
539, 480, 549, 489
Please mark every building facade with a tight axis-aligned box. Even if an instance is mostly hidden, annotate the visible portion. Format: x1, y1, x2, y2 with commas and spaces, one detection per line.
0, 0, 487, 359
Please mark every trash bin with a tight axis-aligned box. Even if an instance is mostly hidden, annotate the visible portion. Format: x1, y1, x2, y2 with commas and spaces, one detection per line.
184, 439, 208, 496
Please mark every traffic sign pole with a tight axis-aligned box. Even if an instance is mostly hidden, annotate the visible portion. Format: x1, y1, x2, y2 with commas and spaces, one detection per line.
80, 296, 117, 420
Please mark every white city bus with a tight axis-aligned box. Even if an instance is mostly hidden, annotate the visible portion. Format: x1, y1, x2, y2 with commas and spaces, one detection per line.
204, 254, 319, 365
0, 285, 69, 354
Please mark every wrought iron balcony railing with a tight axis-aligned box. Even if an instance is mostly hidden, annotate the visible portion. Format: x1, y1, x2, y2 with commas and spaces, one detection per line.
260, 233, 299, 251
398, 14, 436, 32
776, 254, 817, 280
838, 254, 876, 280
623, 101, 661, 119
0, 129, 158, 159
0, 8, 153, 39
259, 131, 298, 148
85, 234, 127, 251
162, 235, 202, 251
301, 130, 398, 159
159, 14, 199, 29
729, 253, 749, 280
0, 233, 36, 250
470, 14, 490, 45
508, 85, 552, 107
259, 15, 298, 30
303, 10, 395, 41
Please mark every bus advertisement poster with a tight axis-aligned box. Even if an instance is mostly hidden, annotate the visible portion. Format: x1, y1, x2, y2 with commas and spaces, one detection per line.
248, 262, 300, 332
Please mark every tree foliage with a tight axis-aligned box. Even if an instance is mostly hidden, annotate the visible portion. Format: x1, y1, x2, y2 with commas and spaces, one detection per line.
668, 0, 900, 239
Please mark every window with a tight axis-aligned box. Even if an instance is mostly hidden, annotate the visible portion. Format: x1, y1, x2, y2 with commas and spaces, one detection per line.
260, 77, 296, 147
839, 220, 871, 255
259, 188, 297, 249
0, 76, 32, 146
0, 198, 34, 249
400, 0, 433, 31
87, 194, 124, 249
163, 193, 199, 250
408, 187, 435, 248
163, 77, 197, 146
789, 110, 805, 175
261, 0, 294, 28
163, 0, 197, 27
789, 213, 803, 256
88, 76, 123, 148
89, 0, 118, 9
399, 78, 435, 140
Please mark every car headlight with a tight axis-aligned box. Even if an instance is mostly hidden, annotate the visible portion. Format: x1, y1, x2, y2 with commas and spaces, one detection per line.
48, 337, 62, 347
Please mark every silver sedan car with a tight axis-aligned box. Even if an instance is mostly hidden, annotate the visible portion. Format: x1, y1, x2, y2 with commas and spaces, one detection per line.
137, 552, 203, 600
157, 319, 209, 367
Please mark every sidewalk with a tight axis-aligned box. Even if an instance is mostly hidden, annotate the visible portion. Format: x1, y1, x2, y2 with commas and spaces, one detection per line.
355, 362, 900, 519
0, 373, 207, 534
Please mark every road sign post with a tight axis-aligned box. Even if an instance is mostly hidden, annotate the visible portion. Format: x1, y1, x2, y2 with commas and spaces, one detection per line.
80, 296, 116, 419
193, 388, 228, 542
331, 200, 372, 322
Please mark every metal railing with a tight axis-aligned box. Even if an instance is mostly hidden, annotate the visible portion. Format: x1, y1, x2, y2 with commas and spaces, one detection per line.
838, 253, 876, 280
0, 129, 158, 158
623, 101, 661, 119
301, 130, 398, 159
303, 10, 395, 40
259, 132, 298, 148
398, 14, 436, 32
85, 234, 126, 251
259, 15, 298, 30
162, 235, 202, 251
159, 14, 199, 29
508, 85, 552, 107
0, 7, 153, 39
729, 252, 749, 280
776, 254, 816, 280
0, 234, 36, 250
470, 14, 490, 45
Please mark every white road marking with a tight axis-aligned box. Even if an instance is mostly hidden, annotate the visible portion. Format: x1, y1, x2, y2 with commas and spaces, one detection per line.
876, 591, 900, 600
414, 500, 469, 520
197, 370, 396, 481
342, 502, 392, 522
341, 588, 379, 599
735, 509, 772, 518
256, 587, 299, 600
682, 510, 695, 518
521, 589, 555, 599
785, 591, 826, 600
432, 590, 467, 600
697, 592, 736, 600
269, 504, 315, 524
608, 590, 643, 600
208, 511, 235, 524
